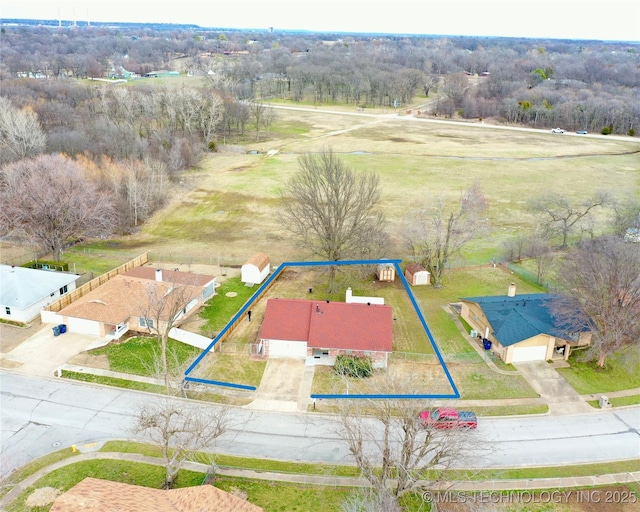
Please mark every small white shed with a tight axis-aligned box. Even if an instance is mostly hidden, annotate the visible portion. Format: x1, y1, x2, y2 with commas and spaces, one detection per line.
404, 263, 430, 286
241, 252, 270, 285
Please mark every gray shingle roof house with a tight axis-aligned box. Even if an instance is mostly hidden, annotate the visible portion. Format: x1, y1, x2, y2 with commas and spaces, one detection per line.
460, 292, 591, 363
0, 265, 80, 323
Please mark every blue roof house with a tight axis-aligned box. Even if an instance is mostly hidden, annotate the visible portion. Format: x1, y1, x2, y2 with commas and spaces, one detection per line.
460, 284, 591, 364
0, 264, 81, 323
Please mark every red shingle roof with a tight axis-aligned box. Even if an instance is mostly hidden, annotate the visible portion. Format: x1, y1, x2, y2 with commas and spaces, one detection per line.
259, 298, 392, 352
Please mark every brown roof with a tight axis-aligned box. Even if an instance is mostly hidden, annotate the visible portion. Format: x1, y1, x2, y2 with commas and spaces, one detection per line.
243, 252, 270, 271
405, 263, 427, 275
59, 274, 205, 324
260, 298, 393, 352
50, 477, 263, 512
123, 267, 214, 287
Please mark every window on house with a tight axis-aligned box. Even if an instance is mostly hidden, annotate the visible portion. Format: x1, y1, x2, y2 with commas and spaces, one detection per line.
5, 307, 10, 315
139, 317, 154, 328
59, 285, 68, 294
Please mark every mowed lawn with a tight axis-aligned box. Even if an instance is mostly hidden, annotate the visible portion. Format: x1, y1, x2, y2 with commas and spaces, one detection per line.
195, 265, 541, 399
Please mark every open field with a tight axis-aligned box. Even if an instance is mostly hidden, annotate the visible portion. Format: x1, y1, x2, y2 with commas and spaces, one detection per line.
51, 107, 638, 275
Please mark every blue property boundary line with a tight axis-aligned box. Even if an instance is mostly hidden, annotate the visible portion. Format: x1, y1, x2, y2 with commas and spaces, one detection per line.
184, 259, 460, 399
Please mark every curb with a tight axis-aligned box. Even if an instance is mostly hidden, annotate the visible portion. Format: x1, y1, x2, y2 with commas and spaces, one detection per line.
2, 451, 638, 509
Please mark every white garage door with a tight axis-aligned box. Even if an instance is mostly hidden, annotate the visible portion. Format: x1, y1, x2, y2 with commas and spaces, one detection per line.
511, 345, 547, 363
268, 340, 307, 358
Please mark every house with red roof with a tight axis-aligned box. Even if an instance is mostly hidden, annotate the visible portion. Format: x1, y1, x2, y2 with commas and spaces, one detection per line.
257, 298, 393, 368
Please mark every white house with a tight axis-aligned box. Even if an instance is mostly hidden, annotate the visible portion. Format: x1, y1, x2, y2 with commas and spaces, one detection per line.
241, 252, 270, 285
0, 264, 80, 323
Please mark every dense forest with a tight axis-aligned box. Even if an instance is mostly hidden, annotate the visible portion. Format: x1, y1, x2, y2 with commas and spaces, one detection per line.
1, 22, 639, 240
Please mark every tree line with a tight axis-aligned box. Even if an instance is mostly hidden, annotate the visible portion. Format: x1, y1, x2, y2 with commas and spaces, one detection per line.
2, 25, 639, 134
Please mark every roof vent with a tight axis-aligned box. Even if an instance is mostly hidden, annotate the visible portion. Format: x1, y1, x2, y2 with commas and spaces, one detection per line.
508, 283, 516, 297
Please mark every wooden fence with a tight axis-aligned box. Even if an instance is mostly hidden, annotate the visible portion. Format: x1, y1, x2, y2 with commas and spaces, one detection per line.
43, 253, 149, 313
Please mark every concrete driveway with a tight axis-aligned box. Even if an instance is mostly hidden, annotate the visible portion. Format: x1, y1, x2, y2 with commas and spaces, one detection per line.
246, 358, 315, 413
513, 361, 592, 415
0, 322, 109, 378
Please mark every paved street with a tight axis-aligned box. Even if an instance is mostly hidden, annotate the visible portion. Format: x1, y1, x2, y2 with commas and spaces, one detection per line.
2, 371, 639, 480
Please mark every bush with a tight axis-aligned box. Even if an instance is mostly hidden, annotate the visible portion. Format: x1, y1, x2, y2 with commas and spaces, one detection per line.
23, 260, 69, 271
334, 355, 373, 378
628, 127, 635, 137
601, 125, 612, 135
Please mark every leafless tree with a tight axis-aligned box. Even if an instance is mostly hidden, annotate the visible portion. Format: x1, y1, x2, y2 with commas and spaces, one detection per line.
0, 96, 46, 165
501, 235, 528, 263
552, 236, 640, 368
132, 398, 228, 488
249, 101, 276, 141
609, 194, 640, 237
404, 183, 489, 288
281, 149, 387, 292
422, 74, 440, 97
0, 154, 115, 261
524, 236, 556, 285
139, 278, 204, 391
441, 72, 470, 108
334, 375, 486, 510
196, 92, 224, 144
528, 192, 609, 249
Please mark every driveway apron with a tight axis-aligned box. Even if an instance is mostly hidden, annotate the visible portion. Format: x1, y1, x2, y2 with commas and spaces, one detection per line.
0, 323, 108, 378
513, 361, 592, 415
246, 358, 308, 412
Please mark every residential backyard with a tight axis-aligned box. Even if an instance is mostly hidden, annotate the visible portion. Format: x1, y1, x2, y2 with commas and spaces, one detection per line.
68, 263, 551, 405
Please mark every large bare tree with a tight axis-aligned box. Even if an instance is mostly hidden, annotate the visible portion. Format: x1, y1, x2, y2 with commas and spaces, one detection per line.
335, 375, 485, 510
552, 236, 640, 368
528, 191, 609, 248
0, 96, 46, 165
132, 398, 228, 489
281, 149, 388, 292
404, 183, 489, 288
0, 154, 115, 261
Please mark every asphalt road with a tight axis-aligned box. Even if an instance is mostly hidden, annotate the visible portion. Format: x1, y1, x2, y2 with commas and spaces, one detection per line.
2, 371, 639, 479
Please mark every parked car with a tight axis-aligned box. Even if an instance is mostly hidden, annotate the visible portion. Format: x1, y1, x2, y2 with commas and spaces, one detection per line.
551, 128, 565, 133
419, 407, 478, 429
576, 130, 588, 134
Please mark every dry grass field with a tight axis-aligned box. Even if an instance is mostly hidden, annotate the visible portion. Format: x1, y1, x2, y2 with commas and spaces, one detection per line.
92, 106, 639, 271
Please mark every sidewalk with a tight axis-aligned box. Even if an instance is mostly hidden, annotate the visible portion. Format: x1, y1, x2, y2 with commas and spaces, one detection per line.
2, 450, 638, 509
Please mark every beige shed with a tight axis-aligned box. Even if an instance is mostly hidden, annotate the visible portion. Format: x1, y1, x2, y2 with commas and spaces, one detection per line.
376, 262, 395, 282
